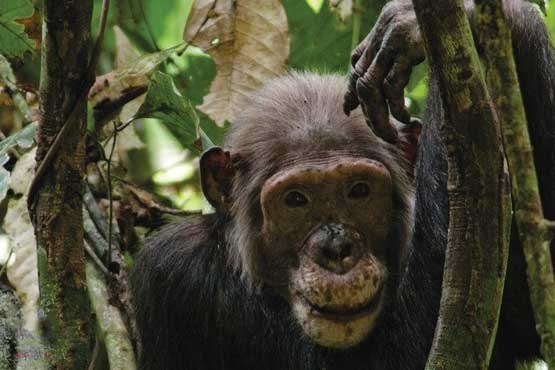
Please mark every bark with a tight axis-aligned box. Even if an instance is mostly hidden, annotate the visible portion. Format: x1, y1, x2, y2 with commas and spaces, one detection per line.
411, 0, 512, 369
474, 1, 555, 366
30, 0, 94, 368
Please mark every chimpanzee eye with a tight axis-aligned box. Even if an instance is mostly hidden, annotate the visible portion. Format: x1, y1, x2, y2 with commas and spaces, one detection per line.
348, 182, 370, 199
284, 190, 309, 208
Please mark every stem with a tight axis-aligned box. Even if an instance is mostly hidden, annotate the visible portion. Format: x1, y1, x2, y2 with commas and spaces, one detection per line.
351, 0, 364, 50
106, 122, 117, 266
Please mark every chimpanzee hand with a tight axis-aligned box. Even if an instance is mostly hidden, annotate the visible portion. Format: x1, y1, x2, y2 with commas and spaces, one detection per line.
344, 0, 425, 142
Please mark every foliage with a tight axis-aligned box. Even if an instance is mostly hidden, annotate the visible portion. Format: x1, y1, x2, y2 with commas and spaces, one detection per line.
135, 71, 213, 153
0, 0, 35, 60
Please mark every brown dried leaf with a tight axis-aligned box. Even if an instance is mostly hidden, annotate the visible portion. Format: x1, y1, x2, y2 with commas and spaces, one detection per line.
184, 0, 289, 126
15, 7, 42, 50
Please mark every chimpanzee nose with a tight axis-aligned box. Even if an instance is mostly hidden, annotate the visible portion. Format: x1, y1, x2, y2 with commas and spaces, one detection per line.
311, 224, 362, 274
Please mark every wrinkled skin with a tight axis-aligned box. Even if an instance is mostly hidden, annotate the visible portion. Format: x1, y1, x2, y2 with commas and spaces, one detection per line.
344, 0, 424, 142
260, 157, 395, 348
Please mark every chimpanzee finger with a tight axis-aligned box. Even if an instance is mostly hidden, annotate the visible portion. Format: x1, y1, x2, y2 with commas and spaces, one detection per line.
349, 34, 369, 68
344, 23, 391, 115
344, 69, 362, 115
383, 58, 412, 124
355, 47, 398, 142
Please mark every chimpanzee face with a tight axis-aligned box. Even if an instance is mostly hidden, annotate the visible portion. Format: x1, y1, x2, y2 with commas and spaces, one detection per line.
259, 155, 393, 348
200, 74, 417, 350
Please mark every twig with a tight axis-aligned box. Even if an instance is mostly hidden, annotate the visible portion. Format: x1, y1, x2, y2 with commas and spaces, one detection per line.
351, 0, 364, 50
105, 122, 117, 266
115, 117, 137, 132
83, 206, 110, 259
85, 241, 110, 277
543, 219, 555, 239
87, 336, 102, 370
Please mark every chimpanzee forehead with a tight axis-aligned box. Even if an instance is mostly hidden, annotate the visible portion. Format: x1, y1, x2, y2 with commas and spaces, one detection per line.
275, 150, 384, 169
263, 156, 391, 192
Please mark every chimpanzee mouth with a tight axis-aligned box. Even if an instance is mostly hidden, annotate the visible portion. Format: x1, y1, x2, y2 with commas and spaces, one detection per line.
300, 285, 384, 323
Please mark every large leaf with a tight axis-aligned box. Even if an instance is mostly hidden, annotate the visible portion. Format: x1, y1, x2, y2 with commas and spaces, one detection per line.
0, 0, 35, 59
135, 71, 213, 153
114, 0, 159, 52
89, 42, 187, 124
184, 0, 289, 126
283, 0, 380, 72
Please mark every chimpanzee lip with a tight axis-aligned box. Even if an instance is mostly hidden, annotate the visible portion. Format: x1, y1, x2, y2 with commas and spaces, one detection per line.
300, 285, 383, 323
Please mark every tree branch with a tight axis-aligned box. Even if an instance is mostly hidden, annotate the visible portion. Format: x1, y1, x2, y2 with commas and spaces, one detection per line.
85, 260, 137, 370
474, 0, 555, 366
411, 0, 512, 369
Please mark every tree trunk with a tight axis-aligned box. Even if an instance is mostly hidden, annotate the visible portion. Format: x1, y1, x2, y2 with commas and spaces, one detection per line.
411, 0, 512, 369
30, 0, 94, 368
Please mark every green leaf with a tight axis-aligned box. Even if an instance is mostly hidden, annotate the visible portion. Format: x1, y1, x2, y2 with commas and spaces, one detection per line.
283, 0, 381, 72
0, 0, 35, 60
548, 0, 555, 40
527, 0, 547, 15
116, 42, 187, 79
114, 0, 159, 52
89, 43, 188, 124
199, 130, 214, 151
136, 71, 213, 153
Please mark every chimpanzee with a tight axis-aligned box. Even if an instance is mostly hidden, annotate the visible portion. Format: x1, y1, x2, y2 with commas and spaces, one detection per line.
130, 0, 555, 369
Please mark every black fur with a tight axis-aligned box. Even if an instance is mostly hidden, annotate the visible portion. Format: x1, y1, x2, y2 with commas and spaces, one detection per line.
131, 1, 555, 369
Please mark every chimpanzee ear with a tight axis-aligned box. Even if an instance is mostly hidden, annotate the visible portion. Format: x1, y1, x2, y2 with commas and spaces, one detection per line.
200, 147, 235, 212
396, 118, 422, 167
